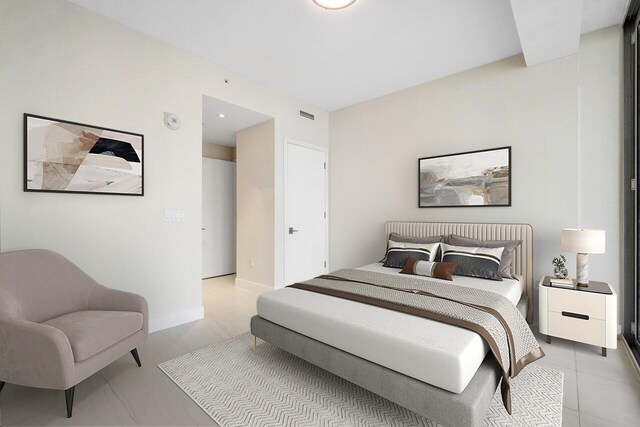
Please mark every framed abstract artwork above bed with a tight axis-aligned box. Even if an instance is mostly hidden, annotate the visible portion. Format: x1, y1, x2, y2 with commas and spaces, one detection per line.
24, 114, 144, 196
418, 146, 511, 208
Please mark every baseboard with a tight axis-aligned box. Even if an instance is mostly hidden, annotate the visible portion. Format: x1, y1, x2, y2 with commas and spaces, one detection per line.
235, 277, 271, 294
619, 335, 640, 380
149, 306, 205, 333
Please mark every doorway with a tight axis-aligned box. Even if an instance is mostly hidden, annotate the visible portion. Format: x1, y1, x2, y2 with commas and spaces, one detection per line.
284, 138, 328, 286
201, 95, 271, 280
202, 157, 236, 278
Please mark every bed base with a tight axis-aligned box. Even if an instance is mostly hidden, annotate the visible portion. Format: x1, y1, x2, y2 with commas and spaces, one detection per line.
251, 315, 502, 427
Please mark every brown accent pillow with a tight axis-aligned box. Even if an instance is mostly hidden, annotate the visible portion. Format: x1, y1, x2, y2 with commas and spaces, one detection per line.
447, 234, 521, 279
400, 257, 458, 281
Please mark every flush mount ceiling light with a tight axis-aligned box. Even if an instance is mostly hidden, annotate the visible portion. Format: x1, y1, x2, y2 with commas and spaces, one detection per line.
312, 0, 357, 10
218, 113, 225, 118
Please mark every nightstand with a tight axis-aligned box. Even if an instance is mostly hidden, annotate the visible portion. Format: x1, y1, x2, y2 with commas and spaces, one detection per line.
539, 276, 617, 356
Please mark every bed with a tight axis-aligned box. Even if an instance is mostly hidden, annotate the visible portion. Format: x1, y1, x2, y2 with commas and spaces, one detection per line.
250, 221, 534, 426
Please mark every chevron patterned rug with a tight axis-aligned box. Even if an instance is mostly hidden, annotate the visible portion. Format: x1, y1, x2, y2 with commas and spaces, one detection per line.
159, 333, 562, 427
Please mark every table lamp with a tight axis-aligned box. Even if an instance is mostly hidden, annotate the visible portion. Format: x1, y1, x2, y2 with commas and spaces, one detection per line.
560, 228, 606, 287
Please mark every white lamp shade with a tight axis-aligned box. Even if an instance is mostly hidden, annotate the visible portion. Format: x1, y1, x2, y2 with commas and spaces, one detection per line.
561, 228, 606, 254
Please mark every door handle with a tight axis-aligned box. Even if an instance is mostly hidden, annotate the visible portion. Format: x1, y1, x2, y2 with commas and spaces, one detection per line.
289, 227, 299, 235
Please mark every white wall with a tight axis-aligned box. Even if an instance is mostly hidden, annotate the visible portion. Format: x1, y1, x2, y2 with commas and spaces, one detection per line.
236, 120, 276, 291
329, 27, 622, 320
578, 27, 623, 300
0, 0, 328, 331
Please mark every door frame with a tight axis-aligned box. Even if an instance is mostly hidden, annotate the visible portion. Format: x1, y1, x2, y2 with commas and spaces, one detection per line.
623, 2, 640, 364
283, 137, 329, 286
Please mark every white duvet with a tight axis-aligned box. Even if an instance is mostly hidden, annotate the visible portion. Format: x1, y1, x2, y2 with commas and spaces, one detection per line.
256, 263, 523, 394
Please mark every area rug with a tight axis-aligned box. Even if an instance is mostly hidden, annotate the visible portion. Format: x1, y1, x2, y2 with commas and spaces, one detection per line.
159, 333, 562, 427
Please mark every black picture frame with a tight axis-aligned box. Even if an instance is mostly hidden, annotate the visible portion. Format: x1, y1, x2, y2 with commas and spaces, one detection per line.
24, 113, 144, 196
418, 146, 511, 208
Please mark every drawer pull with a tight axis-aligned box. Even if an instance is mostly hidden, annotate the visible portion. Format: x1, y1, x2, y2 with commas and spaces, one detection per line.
562, 311, 589, 320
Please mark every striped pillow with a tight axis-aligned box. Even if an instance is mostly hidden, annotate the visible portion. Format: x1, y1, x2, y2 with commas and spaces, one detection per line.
441, 243, 504, 281
448, 234, 521, 279
382, 241, 439, 268
380, 233, 444, 263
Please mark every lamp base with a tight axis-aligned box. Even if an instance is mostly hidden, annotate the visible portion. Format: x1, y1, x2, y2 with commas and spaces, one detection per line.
576, 253, 589, 287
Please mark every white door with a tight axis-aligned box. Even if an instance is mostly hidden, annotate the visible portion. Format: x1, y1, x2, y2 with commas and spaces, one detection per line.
284, 141, 327, 286
202, 158, 236, 278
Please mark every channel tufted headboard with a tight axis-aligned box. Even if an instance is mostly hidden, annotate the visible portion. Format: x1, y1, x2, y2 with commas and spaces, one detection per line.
385, 221, 534, 323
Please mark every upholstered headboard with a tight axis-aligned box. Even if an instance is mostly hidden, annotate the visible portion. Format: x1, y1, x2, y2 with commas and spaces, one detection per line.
385, 221, 534, 323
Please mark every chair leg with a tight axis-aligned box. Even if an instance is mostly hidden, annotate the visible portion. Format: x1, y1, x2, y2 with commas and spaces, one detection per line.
65, 386, 75, 418
131, 348, 142, 367
0, 381, 6, 394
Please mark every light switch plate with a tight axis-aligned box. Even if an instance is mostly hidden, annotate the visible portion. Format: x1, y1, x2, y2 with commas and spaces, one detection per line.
164, 209, 186, 222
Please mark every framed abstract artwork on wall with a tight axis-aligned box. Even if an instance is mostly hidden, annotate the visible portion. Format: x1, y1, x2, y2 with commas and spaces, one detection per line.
24, 114, 144, 196
418, 146, 511, 208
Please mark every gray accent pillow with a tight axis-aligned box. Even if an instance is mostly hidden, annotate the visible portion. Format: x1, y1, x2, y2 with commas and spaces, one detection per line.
448, 234, 522, 279
441, 243, 504, 281
381, 233, 444, 263
389, 233, 444, 244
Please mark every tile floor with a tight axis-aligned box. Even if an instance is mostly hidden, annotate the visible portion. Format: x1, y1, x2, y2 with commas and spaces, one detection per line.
1, 275, 639, 426
531, 320, 640, 427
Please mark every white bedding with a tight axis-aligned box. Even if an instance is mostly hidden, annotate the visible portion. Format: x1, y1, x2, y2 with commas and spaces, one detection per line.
256, 263, 523, 394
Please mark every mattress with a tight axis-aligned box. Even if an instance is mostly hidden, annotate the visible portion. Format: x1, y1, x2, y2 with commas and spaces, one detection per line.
256, 263, 523, 394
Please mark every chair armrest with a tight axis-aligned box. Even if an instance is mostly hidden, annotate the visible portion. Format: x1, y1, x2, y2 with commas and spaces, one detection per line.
88, 285, 149, 333
0, 317, 75, 390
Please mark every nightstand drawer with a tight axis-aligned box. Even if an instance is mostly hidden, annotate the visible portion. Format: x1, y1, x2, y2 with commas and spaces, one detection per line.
547, 311, 605, 346
547, 287, 605, 320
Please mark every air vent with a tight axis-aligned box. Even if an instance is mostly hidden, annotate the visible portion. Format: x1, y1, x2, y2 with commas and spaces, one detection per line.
300, 110, 315, 120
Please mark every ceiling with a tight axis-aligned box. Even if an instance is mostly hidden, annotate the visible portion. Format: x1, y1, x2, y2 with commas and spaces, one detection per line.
202, 96, 271, 146
69, 0, 628, 111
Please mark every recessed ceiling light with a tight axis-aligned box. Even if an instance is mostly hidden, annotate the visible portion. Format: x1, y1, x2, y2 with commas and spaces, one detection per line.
312, 0, 357, 10
218, 113, 225, 118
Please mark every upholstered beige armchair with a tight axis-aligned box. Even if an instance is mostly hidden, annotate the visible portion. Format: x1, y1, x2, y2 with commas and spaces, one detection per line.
0, 249, 148, 417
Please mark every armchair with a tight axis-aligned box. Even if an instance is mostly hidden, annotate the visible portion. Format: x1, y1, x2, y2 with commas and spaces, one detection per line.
0, 249, 148, 417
